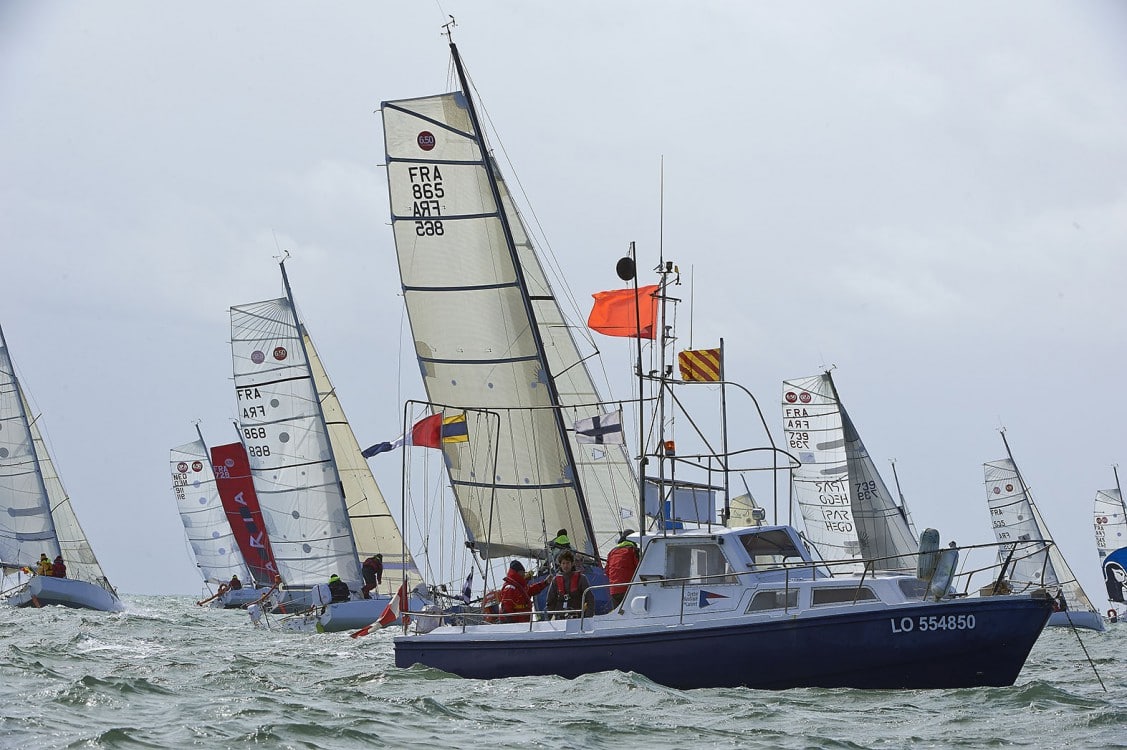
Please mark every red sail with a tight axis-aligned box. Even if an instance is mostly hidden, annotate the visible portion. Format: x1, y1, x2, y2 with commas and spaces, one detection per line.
210, 442, 279, 586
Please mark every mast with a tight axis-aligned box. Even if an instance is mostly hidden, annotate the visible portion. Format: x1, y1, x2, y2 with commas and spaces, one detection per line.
720, 337, 729, 525
999, 429, 1032, 501
277, 258, 363, 567
447, 40, 599, 559
1115, 465, 1124, 513
889, 458, 911, 520
617, 244, 648, 544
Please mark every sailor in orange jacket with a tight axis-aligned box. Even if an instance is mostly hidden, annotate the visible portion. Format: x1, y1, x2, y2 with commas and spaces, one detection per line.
498, 560, 550, 623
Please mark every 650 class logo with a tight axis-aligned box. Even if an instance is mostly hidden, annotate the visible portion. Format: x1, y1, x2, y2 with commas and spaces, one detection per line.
417, 131, 436, 151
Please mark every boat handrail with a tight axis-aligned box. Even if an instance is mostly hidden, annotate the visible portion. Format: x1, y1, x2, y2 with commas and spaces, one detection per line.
399, 537, 1056, 632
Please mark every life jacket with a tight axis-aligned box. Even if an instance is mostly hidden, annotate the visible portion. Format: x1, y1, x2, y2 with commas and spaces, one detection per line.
554, 572, 582, 599
551, 571, 588, 615
481, 589, 502, 624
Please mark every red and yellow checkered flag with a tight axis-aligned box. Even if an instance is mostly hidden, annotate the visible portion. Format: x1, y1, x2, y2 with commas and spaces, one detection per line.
678, 347, 722, 382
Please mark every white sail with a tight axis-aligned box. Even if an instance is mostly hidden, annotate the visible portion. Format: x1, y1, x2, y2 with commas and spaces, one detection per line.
381, 86, 631, 561
838, 397, 918, 570
985, 457, 1096, 613
230, 295, 361, 590
1094, 487, 1126, 567
783, 373, 917, 572
304, 329, 421, 593
170, 438, 249, 584
1095, 483, 1127, 612
0, 323, 114, 590
496, 164, 637, 557
0, 329, 60, 566
26, 389, 113, 587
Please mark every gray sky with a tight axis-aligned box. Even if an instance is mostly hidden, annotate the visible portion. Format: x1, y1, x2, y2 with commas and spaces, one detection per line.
2, 1, 1125, 602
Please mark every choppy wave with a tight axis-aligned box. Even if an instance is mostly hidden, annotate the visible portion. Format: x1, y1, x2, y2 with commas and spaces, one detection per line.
1, 596, 1124, 749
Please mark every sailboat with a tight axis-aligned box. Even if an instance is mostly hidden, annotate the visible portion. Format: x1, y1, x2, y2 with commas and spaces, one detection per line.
984, 431, 1104, 631
170, 428, 281, 609
229, 261, 422, 631
375, 36, 1053, 690
783, 372, 919, 573
1093, 467, 1126, 624
0, 323, 123, 612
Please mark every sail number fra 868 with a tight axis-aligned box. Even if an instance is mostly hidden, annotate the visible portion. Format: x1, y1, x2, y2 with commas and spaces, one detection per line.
891, 614, 976, 633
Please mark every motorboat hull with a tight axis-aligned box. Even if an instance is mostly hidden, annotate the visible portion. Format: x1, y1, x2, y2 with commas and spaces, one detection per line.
395, 595, 1052, 690
6, 576, 124, 613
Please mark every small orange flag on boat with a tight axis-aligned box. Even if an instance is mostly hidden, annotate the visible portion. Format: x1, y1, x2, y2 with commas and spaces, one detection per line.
678, 348, 722, 382
587, 285, 660, 339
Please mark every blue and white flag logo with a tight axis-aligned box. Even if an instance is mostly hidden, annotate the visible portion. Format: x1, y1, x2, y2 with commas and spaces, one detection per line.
574, 410, 625, 445
699, 590, 729, 607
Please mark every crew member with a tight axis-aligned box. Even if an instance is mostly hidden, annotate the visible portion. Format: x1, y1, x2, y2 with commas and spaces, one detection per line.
498, 560, 550, 623
605, 529, 640, 608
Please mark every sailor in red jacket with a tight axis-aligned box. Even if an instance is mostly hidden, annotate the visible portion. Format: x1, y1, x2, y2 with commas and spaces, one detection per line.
498, 560, 550, 623
605, 529, 640, 608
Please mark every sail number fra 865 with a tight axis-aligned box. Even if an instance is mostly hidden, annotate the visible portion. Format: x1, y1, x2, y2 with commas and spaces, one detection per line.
891, 614, 975, 633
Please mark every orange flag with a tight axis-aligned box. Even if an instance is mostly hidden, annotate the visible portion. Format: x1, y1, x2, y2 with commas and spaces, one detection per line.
588, 285, 660, 339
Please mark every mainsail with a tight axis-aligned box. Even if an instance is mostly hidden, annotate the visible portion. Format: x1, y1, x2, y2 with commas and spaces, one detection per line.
305, 328, 421, 594
0, 323, 113, 589
229, 267, 361, 590
380, 43, 634, 562
984, 444, 1097, 614
783, 372, 918, 572
1093, 473, 1127, 609
171, 436, 251, 585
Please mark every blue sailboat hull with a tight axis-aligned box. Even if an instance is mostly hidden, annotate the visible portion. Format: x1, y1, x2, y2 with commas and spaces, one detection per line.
395, 596, 1052, 690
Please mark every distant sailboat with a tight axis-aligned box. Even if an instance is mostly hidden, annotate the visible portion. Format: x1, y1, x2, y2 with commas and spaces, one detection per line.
229, 260, 421, 631
1093, 467, 1126, 624
984, 431, 1104, 631
0, 323, 123, 612
170, 427, 280, 609
783, 372, 919, 573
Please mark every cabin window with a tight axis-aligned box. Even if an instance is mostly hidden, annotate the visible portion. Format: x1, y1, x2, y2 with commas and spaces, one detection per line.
811, 587, 878, 606
898, 578, 928, 599
738, 529, 804, 570
663, 543, 737, 586
747, 589, 798, 612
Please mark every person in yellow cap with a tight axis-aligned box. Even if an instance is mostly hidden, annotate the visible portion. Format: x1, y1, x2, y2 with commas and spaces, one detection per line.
36, 553, 52, 576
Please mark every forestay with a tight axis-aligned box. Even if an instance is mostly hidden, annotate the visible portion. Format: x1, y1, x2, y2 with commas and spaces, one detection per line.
25, 398, 110, 586
381, 87, 632, 561
230, 296, 361, 590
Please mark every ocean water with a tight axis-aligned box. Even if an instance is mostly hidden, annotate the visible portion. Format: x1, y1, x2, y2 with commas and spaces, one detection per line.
1, 595, 1124, 749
